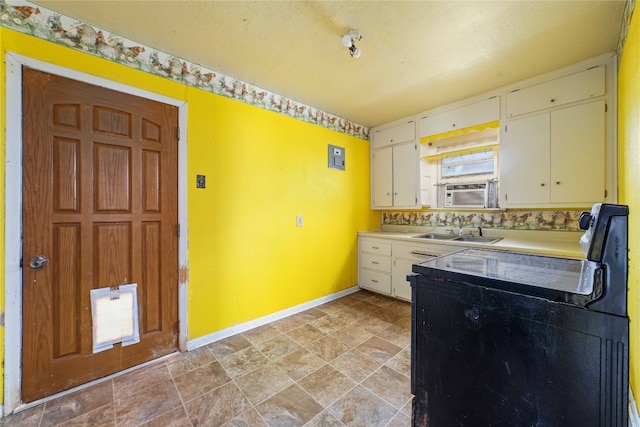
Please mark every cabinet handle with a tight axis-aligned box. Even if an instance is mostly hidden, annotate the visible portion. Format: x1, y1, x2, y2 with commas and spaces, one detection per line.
556, 181, 561, 185
372, 279, 379, 283
550, 98, 556, 103
371, 261, 379, 264
411, 251, 439, 258
372, 246, 379, 249
540, 183, 546, 187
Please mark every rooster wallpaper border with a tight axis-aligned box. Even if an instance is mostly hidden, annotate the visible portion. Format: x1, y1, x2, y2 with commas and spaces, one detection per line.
0, 0, 370, 140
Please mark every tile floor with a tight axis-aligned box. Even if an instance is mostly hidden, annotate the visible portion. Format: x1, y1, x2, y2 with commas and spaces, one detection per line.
1, 290, 413, 427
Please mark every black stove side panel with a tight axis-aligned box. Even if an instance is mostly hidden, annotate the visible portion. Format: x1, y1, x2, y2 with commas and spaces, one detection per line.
410, 275, 629, 427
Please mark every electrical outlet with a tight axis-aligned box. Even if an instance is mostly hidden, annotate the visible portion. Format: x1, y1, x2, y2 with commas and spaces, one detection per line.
296, 215, 304, 227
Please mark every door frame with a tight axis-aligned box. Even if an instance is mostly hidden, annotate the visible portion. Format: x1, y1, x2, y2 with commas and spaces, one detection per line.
3, 52, 189, 415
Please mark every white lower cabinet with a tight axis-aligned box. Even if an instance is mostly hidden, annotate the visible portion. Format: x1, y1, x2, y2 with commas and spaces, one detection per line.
359, 236, 456, 301
391, 243, 456, 301
358, 238, 392, 294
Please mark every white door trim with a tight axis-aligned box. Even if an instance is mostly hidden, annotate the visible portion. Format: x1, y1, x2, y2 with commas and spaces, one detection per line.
3, 52, 189, 415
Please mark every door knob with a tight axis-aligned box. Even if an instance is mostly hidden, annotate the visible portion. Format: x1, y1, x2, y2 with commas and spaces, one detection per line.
29, 255, 48, 270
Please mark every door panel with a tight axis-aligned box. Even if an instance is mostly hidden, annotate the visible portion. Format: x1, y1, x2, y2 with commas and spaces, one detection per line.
22, 67, 179, 402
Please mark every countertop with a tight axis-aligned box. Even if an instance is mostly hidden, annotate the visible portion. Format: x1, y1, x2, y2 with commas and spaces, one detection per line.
358, 225, 584, 259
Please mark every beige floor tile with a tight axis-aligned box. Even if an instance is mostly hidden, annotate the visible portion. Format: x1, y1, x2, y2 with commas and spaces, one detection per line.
40, 380, 113, 427
362, 366, 412, 409
234, 363, 293, 405
330, 349, 382, 382
173, 361, 232, 402
305, 410, 345, 426
140, 405, 192, 427
255, 384, 323, 426
274, 348, 327, 381
57, 403, 115, 427
218, 346, 270, 379
167, 347, 217, 378
208, 334, 252, 359
270, 315, 307, 333
330, 325, 373, 347
222, 408, 269, 426
113, 362, 171, 400
286, 323, 326, 346
355, 336, 402, 363
242, 324, 281, 344
254, 334, 300, 360
0, 405, 43, 427
296, 307, 329, 323
114, 379, 181, 427
184, 381, 252, 427
386, 346, 411, 377
310, 315, 349, 334
328, 385, 397, 427
298, 364, 356, 407
306, 335, 351, 362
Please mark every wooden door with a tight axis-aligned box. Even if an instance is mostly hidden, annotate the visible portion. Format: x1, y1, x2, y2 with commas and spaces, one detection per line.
21, 68, 179, 403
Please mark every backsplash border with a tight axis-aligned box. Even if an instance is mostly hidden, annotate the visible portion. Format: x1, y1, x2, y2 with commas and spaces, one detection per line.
383, 210, 586, 231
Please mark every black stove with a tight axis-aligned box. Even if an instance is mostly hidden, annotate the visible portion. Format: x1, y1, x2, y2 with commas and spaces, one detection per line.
409, 203, 629, 426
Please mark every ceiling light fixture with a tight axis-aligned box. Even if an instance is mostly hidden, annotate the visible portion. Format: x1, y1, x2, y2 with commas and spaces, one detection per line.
341, 29, 362, 58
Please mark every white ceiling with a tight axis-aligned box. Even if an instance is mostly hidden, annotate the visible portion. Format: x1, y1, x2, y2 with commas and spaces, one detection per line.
32, 0, 626, 128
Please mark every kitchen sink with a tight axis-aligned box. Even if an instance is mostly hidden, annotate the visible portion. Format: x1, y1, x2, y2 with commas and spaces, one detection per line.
451, 236, 503, 244
413, 233, 457, 240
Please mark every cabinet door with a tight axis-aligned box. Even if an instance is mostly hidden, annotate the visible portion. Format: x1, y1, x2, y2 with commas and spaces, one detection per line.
373, 121, 415, 149
392, 142, 418, 207
550, 100, 605, 204
506, 66, 605, 117
392, 258, 414, 301
373, 146, 393, 207
419, 97, 500, 138
501, 114, 551, 206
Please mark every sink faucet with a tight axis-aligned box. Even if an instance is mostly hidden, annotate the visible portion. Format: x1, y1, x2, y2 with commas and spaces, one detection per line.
451, 215, 464, 235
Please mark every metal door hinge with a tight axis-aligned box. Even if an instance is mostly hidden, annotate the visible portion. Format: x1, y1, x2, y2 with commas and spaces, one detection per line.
176, 224, 180, 237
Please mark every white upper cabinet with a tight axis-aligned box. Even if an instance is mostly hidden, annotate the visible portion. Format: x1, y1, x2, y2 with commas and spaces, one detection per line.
419, 97, 500, 139
373, 121, 416, 149
506, 66, 605, 118
501, 100, 605, 207
372, 141, 419, 209
371, 121, 420, 210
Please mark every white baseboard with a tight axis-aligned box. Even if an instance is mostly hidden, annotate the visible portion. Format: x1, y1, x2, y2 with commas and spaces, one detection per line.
186, 286, 360, 351
630, 385, 640, 427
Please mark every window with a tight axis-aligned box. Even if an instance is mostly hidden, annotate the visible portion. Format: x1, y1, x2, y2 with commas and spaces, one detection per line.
441, 150, 495, 179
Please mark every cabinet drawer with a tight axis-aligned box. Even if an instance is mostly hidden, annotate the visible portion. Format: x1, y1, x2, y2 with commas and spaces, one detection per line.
394, 243, 451, 260
506, 66, 605, 118
361, 239, 392, 256
359, 269, 391, 294
361, 253, 392, 272
373, 121, 415, 148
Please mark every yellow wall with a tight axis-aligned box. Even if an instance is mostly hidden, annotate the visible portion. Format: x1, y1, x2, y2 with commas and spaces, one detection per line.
0, 27, 379, 396
619, 8, 640, 396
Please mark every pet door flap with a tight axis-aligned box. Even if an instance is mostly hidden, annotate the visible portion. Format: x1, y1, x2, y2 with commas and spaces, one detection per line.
90, 283, 140, 353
